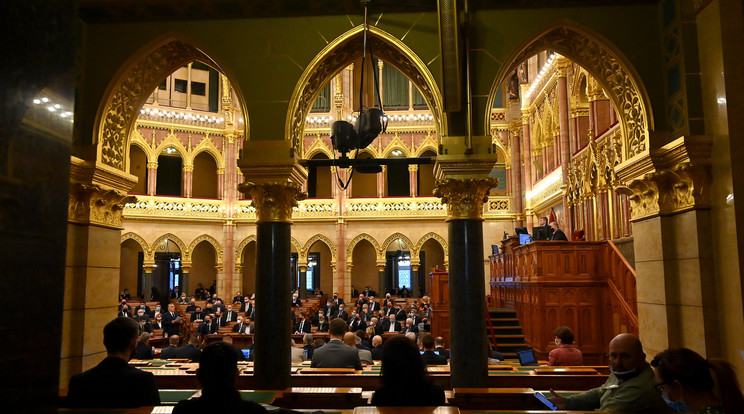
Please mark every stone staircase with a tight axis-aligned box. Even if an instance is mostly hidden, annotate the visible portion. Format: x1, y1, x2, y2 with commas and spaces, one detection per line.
487, 308, 529, 359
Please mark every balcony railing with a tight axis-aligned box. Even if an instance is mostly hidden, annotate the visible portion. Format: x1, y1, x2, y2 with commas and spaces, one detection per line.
124, 196, 226, 220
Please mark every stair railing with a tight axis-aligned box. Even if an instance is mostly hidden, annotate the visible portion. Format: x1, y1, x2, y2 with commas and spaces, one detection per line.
605, 240, 639, 334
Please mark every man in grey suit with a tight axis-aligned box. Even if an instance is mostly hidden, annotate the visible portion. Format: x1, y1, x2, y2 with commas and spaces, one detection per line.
344, 332, 373, 365
310, 318, 362, 369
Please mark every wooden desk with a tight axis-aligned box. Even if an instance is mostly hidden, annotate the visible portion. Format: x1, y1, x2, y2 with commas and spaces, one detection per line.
355, 407, 459, 414
534, 368, 598, 375
449, 388, 545, 410
299, 368, 357, 374
273, 387, 366, 409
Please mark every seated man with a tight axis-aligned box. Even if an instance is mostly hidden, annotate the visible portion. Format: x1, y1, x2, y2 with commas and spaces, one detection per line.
66, 317, 160, 408
434, 336, 450, 359
177, 336, 202, 362
160, 335, 180, 359
344, 332, 372, 365
420, 334, 447, 365
548, 333, 671, 412
134, 332, 153, 360
370, 335, 384, 360
172, 342, 266, 413
302, 334, 316, 360
190, 306, 205, 323
311, 318, 362, 369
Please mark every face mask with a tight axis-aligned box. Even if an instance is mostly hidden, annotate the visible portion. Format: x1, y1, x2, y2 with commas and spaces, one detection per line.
610, 366, 639, 381
661, 392, 689, 412
555, 339, 560, 346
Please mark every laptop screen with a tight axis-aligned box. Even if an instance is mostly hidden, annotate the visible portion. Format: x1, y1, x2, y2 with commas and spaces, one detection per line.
516, 348, 537, 366
242, 348, 251, 359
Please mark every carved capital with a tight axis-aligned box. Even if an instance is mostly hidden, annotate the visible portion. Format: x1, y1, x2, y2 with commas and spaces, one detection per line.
69, 183, 136, 229
434, 178, 498, 221
182, 165, 194, 173
407, 164, 419, 172
239, 181, 307, 223
625, 163, 710, 221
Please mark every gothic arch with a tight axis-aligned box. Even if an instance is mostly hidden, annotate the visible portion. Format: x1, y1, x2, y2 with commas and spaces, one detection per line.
381, 233, 415, 256
304, 137, 334, 160
347, 233, 382, 263
413, 232, 449, 258
302, 234, 337, 263
235, 235, 257, 266
486, 22, 653, 161
151, 233, 188, 260
121, 232, 152, 260
189, 138, 224, 170
287, 26, 444, 156
129, 129, 154, 160
152, 132, 188, 164
188, 234, 224, 266
415, 138, 438, 158
381, 135, 412, 158
291, 237, 304, 258
95, 36, 247, 172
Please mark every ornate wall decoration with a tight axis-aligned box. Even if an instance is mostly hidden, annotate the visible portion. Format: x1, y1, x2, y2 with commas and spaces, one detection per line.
625, 173, 661, 220
434, 178, 498, 221
235, 235, 257, 264
151, 233, 189, 260
188, 234, 224, 267
97, 40, 209, 171
412, 232, 449, 260
496, 25, 651, 161
302, 233, 337, 263
190, 138, 225, 170
121, 232, 153, 260
69, 183, 137, 229
346, 233, 382, 263
239, 181, 307, 224
624, 162, 710, 221
123, 196, 226, 221
287, 26, 443, 156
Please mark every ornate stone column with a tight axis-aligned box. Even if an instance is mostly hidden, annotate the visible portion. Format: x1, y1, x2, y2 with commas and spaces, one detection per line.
377, 165, 386, 198
180, 264, 191, 296
238, 142, 307, 390
377, 262, 386, 296
182, 165, 193, 198
217, 167, 225, 199
521, 112, 533, 229
142, 262, 155, 300
557, 61, 573, 234
63, 158, 137, 386
147, 162, 157, 195
434, 153, 497, 388
509, 123, 524, 227
411, 264, 420, 298
298, 264, 308, 299
409, 164, 419, 197
618, 136, 716, 359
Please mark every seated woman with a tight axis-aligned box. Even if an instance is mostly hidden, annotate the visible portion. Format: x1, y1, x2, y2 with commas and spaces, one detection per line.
651, 347, 744, 413
371, 335, 445, 406
548, 326, 583, 366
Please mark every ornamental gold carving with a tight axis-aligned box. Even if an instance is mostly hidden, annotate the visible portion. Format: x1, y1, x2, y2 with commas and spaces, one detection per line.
69, 183, 136, 229
434, 178, 498, 221
99, 41, 205, 170
507, 27, 649, 160
625, 163, 709, 221
239, 181, 307, 223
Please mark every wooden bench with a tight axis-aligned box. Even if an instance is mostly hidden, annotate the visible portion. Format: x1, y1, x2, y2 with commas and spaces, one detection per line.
273, 387, 366, 409
449, 387, 546, 410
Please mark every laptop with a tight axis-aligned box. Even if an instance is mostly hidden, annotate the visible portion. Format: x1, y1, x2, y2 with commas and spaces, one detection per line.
516, 348, 539, 366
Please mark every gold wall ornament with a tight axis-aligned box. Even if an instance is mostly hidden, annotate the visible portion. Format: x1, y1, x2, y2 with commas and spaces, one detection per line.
69, 183, 137, 229
490, 25, 651, 161
188, 234, 224, 267
434, 178, 498, 221
240, 181, 307, 224
97, 40, 223, 171
625, 162, 710, 222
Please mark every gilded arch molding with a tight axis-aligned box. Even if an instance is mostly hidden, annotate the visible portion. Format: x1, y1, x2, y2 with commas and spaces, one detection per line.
151, 233, 188, 260
302, 234, 337, 263
234, 235, 257, 266
188, 234, 224, 267
287, 26, 444, 156
347, 233, 381, 263
413, 232, 449, 259
381, 233, 414, 257
121, 232, 152, 260
488, 24, 652, 161
95, 38, 242, 172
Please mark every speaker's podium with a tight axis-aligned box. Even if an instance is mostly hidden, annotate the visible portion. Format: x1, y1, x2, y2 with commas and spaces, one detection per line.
429, 266, 449, 345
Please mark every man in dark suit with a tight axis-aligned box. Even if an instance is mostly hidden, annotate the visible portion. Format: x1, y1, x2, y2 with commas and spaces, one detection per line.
434, 337, 450, 359
134, 332, 153, 360
324, 300, 337, 319
66, 317, 160, 408
394, 305, 407, 322
232, 316, 252, 334
302, 334, 315, 360
198, 315, 217, 338
135, 303, 151, 316
176, 336, 201, 362
136, 315, 152, 335
382, 315, 401, 333
190, 306, 205, 323
550, 221, 569, 241
185, 299, 198, 313
401, 318, 419, 334
420, 334, 448, 365
368, 297, 380, 313
317, 316, 329, 332
347, 311, 362, 331
370, 335, 384, 360
291, 293, 302, 307
118, 304, 132, 318
332, 292, 344, 306
212, 299, 226, 313
335, 303, 348, 321
222, 305, 238, 324
160, 335, 180, 359
311, 318, 362, 369
162, 303, 182, 337
295, 312, 312, 334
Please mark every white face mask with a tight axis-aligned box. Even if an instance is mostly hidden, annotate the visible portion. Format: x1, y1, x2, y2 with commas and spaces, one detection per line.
610, 367, 636, 376
555, 339, 560, 346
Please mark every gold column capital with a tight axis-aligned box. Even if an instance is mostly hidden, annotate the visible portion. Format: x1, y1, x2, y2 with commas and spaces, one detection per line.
408, 164, 419, 172
182, 165, 194, 173
69, 183, 136, 229
434, 177, 498, 221
240, 181, 307, 224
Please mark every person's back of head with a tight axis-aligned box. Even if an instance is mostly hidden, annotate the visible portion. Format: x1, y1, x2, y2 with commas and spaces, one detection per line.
139, 332, 150, 343
421, 334, 435, 350
329, 318, 347, 338
343, 332, 356, 347
188, 337, 199, 346
434, 336, 445, 347
381, 335, 427, 388
303, 334, 314, 346
104, 317, 139, 355
169, 335, 179, 346
553, 326, 575, 345
197, 342, 239, 398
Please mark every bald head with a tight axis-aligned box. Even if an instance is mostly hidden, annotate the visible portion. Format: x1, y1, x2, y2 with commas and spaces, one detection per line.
372, 335, 382, 347
343, 332, 357, 347
608, 333, 646, 374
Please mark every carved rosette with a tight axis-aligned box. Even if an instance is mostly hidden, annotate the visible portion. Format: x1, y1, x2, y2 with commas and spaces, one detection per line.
624, 162, 710, 221
69, 183, 137, 229
239, 181, 307, 224
434, 178, 498, 221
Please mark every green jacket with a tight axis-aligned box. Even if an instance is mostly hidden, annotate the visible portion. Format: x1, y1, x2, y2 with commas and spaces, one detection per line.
564, 365, 672, 412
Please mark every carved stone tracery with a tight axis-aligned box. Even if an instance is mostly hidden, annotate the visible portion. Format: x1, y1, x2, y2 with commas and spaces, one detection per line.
434, 178, 499, 221
69, 183, 137, 229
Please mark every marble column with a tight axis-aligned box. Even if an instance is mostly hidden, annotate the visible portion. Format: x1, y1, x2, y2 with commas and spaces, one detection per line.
411, 264, 420, 298
521, 112, 533, 229
240, 180, 306, 390
378, 166, 386, 198
143, 262, 155, 301
434, 177, 497, 388
409, 164, 419, 197
217, 168, 225, 199
509, 124, 523, 227
186, 62, 193, 110
377, 263, 386, 296
180, 265, 191, 297
298, 265, 308, 299
183, 166, 193, 198
147, 162, 157, 195
557, 64, 572, 234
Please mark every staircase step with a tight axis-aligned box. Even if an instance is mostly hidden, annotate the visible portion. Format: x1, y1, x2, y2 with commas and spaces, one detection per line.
491, 318, 520, 326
